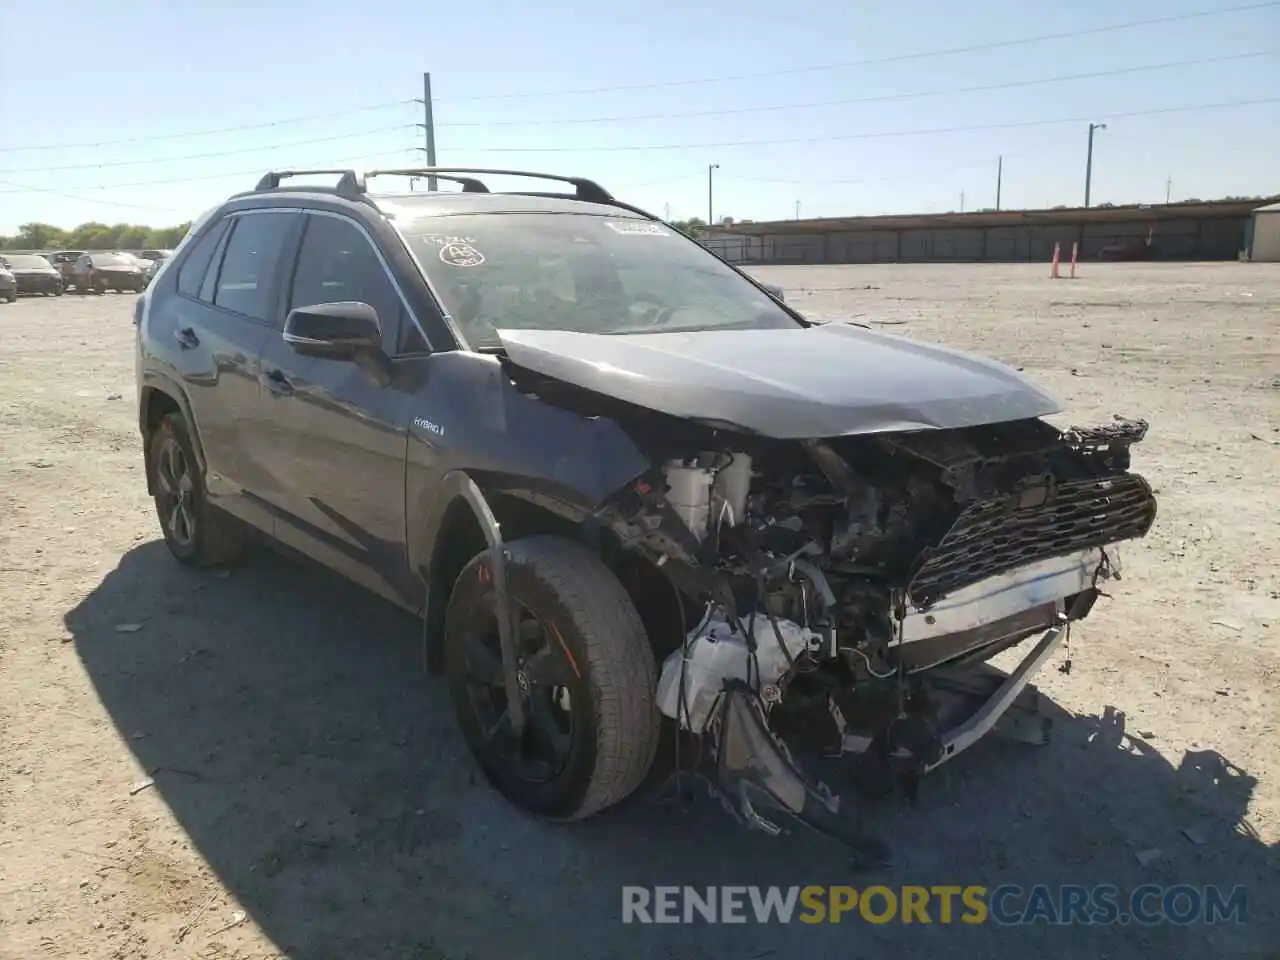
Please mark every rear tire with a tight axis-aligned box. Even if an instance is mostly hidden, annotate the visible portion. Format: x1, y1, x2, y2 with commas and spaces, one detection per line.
148, 412, 245, 568
444, 536, 659, 821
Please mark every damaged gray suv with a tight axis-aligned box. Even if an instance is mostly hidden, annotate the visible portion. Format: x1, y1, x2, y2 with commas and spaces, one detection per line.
134, 167, 1157, 852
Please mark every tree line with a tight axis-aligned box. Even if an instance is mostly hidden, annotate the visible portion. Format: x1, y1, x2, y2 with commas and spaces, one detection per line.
0, 221, 192, 252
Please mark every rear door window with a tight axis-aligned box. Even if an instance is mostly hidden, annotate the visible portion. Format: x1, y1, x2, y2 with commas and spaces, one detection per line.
212, 212, 298, 322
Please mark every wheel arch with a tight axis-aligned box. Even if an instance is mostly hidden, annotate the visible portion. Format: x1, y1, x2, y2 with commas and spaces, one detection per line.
415, 471, 684, 675
139, 375, 205, 495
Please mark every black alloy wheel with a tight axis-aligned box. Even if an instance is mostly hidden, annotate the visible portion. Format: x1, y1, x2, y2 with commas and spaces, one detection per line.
444, 537, 660, 821
153, 426, 198, 551
148, 412, 245, 566
459, 605, 580, 785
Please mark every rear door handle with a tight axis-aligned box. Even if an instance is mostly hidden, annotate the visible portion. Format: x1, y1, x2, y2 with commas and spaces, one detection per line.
262, 368, 294, 397
174, 327, 199, 349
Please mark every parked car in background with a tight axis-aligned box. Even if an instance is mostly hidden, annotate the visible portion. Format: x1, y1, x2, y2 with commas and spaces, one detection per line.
0, 253, 63, 296
114, 253, 152, 286
0, 264, 16, 303
135, 249, 174, 286
69, 252, 146, 294
48, 250, 85, 289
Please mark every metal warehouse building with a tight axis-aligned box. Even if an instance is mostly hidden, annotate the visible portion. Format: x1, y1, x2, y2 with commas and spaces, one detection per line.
1245, 201, 1280, 262
700, 198, 1276, 265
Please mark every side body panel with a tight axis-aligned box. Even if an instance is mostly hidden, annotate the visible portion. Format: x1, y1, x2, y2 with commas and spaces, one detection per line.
404, 350, 653, 580
139, 211, 302, 534
254, 347, 423, 605
247, 209, 436, 605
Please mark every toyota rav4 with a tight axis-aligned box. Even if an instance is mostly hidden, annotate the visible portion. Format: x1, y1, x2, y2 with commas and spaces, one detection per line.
134, 167, 1157, 853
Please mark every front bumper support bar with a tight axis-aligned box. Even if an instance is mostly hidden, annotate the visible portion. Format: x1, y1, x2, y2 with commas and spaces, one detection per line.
707, 618, 1069, 857
922, 615, 1066, 772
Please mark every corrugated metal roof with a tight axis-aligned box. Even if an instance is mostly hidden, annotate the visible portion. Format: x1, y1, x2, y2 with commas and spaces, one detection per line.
1252, 201, 1280, 214
716, 197, 1279, 236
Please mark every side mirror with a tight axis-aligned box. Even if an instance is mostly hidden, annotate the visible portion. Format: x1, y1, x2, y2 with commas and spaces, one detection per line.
760, 281, 785, 302
283, 301, 382, 361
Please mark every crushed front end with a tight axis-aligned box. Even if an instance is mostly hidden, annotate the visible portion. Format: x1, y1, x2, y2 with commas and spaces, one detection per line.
600, 415, 1157, 850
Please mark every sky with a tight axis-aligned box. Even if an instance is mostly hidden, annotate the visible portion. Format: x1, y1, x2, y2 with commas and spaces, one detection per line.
0, 0, 1276, 233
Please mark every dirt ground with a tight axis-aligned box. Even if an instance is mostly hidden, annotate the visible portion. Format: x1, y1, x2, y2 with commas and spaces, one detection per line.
1, 261, 1277, 960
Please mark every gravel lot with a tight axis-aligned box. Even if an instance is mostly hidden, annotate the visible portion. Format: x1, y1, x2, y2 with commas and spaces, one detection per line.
1, 262, 1277, 959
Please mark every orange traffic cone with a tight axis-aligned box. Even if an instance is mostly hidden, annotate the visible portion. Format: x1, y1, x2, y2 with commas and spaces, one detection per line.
1050, 242, 1061, 279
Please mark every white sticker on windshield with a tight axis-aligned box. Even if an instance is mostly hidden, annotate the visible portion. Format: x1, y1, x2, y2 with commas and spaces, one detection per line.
604, 221, 670, 237
439, 241, 485, 267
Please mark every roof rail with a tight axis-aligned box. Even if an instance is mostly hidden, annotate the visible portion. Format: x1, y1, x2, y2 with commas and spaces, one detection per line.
365, 167, 614, 204
362, 169, 490, 193
254, 169, 364, 199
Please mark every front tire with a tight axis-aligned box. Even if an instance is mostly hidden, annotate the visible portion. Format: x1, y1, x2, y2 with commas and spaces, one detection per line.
148, 412, 245, 567
444, 536, 660, 821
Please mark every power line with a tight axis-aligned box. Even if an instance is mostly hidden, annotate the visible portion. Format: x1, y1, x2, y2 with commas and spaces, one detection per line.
433, 2, 1280, 101
0, 100, 416, 154
0, 159, 1015, 198
3, 95, 1271, 194
0, 151, 419, 195
458, 97, 1280, 153
0, 179, 184, 214
8, 52, 1262, 177
431, 51, 1275, 128
1102, 129, 1268, 153
722, 155, 1024, 186
0, 126, 414, 175
3, 2, 1272, 157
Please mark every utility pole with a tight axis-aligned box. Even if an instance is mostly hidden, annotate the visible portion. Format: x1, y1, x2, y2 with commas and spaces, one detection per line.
414, 72, 439, 191
663, 202, 670, 221
1165, 177, 1172, 204
795, 200, 801, 220
707, 163, 719, 225
1084, 121, 1107, 208
960, 190, 966, 213
995, 154, 1003, 211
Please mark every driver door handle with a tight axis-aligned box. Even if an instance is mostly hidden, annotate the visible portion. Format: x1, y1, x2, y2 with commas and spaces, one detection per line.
174, 327, 199, 349
262, 368, 294, 397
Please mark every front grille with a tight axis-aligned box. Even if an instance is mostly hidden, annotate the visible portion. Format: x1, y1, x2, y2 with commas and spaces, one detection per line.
907, 473, 1157, 608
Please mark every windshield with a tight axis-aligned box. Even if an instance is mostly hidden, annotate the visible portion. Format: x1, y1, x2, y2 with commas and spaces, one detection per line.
0, 254, 51, 269
405, 213, 798, 348
90, 254, 133, 266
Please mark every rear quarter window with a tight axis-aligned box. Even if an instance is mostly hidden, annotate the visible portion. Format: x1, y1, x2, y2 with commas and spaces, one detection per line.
176, 218, 231, 298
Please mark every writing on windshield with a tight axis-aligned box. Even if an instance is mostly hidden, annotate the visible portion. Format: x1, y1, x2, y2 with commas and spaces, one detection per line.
406, 213, 796, 348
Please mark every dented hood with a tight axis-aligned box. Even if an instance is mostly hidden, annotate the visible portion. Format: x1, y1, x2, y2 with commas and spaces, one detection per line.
497, 323, 1061, 438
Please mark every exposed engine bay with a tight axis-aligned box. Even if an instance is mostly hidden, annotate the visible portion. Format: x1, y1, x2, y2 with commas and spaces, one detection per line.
599, 413, 1157, 846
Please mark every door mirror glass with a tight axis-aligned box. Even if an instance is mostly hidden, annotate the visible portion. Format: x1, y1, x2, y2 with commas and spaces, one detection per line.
283, 301, 382, 360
